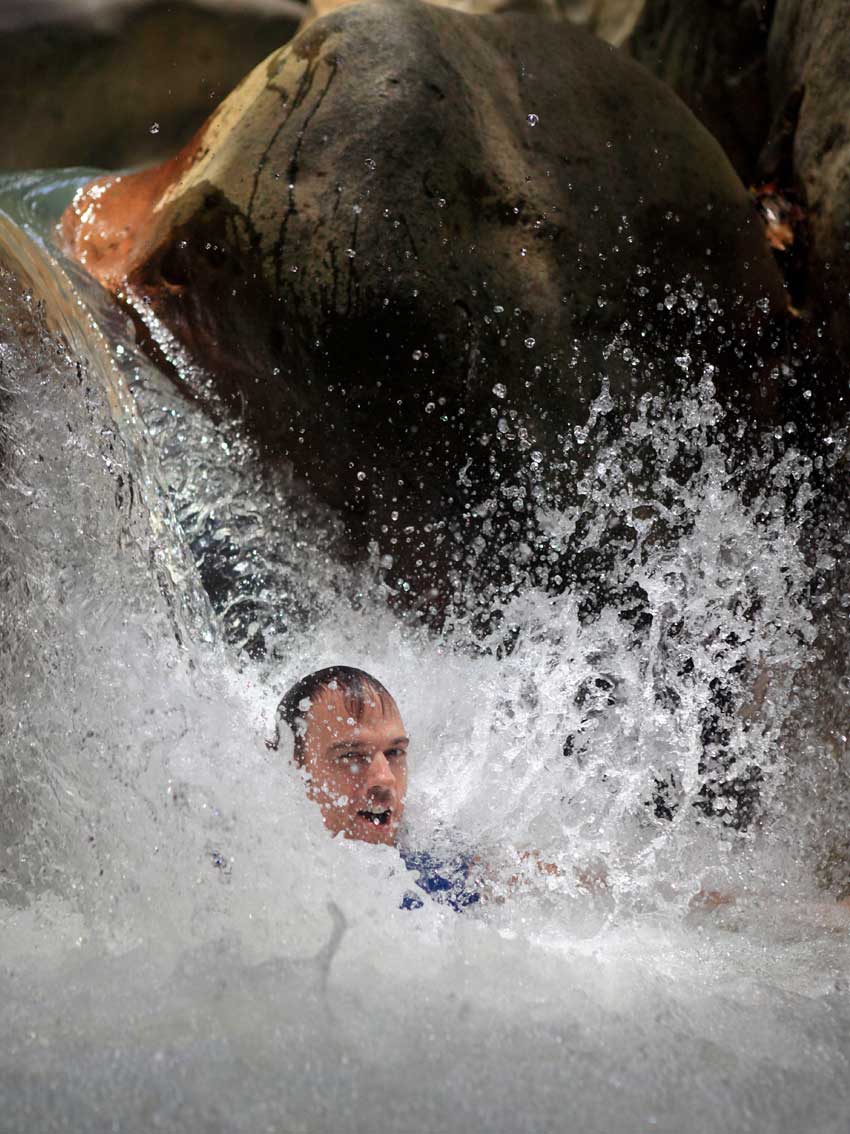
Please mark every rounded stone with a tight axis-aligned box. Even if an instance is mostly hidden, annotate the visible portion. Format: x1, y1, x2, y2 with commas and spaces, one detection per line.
62, 0, 786, 598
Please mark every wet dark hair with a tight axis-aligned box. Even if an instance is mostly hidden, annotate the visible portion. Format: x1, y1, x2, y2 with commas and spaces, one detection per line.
272, 666, 397, 758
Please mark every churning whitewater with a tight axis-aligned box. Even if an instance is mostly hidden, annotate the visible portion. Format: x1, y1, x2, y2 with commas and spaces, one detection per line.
1, 171, 850, 1134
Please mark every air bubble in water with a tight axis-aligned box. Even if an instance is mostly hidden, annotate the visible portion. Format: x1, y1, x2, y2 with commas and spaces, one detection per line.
492, 383, 507, 399
527, 113, 539, 127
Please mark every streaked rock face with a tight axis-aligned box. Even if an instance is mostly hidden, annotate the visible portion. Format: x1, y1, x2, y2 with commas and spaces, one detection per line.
62, 0, 785, 604
627, 0, 773, 185
768, 0, 850, 357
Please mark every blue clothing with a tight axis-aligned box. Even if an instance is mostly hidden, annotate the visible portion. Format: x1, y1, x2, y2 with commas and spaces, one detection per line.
398, 846, 481, 912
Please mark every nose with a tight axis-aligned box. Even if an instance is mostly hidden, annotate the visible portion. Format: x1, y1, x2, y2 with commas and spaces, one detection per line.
366, 751, 396, 794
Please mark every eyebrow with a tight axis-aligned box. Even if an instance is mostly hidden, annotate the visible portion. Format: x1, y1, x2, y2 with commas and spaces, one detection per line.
327, 737, 409, 752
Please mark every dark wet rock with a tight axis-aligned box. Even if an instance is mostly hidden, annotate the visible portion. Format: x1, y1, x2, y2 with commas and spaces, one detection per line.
766, 0, 850, 358
610, 0, 850, 415
0, 1, 299, 171
61, 0, 785, 607
627, 0, 774, 186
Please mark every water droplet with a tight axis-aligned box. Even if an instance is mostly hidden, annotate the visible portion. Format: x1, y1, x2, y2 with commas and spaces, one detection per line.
524, 337, 536, 349
437, 197, 447, 208
493, 305, 504, 315
520, 247, 528, 257
345, 248, 356, 259
412, 350, 422, 361
149, 122, 160, 135
492, 383, 507, 400
365, 157, 377, 170
425, 402, 436, 413
527, 113, 539, 127
356, 470, 366, 481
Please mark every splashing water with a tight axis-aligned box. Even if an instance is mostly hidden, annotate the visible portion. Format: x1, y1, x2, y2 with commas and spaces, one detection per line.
2, 172, 850, 1134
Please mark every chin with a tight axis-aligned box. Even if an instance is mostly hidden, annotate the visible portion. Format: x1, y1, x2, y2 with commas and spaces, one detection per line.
343, 812, 400, 846
358, 828, 396, 846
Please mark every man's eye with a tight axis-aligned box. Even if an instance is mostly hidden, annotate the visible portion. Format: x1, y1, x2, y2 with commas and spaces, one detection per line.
338, 752, 366, 764
386, 748, 406, 760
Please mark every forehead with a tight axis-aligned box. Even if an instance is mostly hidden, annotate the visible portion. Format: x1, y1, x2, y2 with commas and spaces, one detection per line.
302, 686, 404, 746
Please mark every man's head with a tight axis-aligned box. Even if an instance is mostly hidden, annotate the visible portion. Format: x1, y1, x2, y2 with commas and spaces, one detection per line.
274, 666, 408, 846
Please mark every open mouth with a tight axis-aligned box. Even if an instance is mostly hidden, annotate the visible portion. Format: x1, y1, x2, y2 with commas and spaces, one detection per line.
357, 807, 392, 827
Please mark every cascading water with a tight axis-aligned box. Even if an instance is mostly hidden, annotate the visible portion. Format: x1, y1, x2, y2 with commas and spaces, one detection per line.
2, 171, 850, 1134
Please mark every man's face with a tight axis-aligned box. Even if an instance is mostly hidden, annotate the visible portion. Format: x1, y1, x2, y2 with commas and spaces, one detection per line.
297, 686, 408, 846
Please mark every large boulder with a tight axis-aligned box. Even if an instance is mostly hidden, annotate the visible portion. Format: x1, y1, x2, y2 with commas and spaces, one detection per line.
61, 0, 785, 604
304, 0, 640, 35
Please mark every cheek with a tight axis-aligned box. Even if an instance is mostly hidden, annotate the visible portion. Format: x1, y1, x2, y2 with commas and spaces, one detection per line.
320, 766, 359, 801
309, 763, 342, 797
